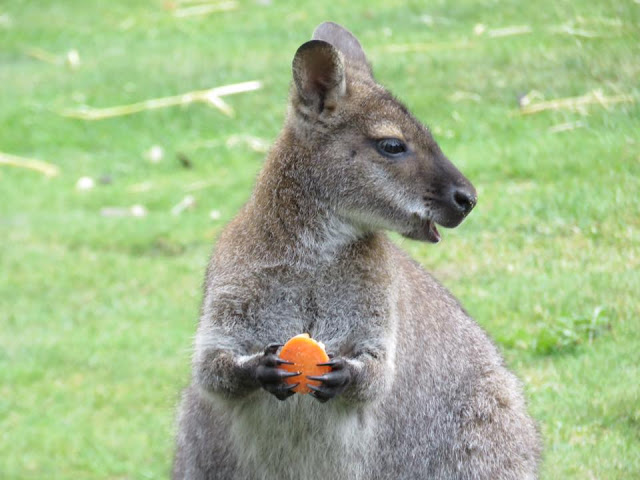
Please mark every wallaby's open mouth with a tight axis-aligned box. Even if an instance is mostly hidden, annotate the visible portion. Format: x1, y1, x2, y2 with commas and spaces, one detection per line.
402, 218, 441, 244
422, 219, 441, 243
402, 182, 477, 244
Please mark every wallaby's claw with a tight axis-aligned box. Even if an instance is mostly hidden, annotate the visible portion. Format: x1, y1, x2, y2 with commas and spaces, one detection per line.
306, 371, 347, 387
309, 356, 352, 402
272, 382, 299, 401
262, 355, 293, 368
264, 343, 283, 355
317, 357, 345, 368
257, 342, 298, 401
276, 358, 295, 366
308, 384, 332, 403
257, 365, 301, 383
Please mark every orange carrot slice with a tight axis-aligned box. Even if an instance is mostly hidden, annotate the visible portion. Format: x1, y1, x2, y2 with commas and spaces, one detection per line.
279, 333, 331, 394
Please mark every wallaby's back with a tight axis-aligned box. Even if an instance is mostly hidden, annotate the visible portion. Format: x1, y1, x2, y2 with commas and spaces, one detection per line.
173, 22, 540, 480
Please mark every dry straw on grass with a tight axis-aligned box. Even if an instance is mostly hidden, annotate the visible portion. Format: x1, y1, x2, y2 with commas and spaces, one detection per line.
0, 152, 60, 177
382, 23, 533, 54
23, 46, 81, 69
548, 121, 587, 133
172, 1, 237, 18
519, 90, 635, 115
382, 41, 473, 53
486, 25, 532, 38
60, 81, 262, 120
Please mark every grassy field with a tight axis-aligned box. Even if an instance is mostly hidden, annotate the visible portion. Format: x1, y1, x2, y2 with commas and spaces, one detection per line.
1, 0, 639, 478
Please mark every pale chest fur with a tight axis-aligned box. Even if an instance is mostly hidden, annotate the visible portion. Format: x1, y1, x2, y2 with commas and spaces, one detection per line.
219, 393, 374, 480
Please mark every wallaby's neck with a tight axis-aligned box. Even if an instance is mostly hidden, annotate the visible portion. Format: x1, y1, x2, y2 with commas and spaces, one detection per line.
248, 129, 364, 263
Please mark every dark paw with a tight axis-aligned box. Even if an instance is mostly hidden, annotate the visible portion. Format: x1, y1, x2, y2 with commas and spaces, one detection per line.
255, 343, 300, 401
307, 357, 352, 403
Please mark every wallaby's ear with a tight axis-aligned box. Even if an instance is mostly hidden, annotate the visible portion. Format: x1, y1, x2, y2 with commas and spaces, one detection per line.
292, 40, 346, 114
312, 22, 370, 72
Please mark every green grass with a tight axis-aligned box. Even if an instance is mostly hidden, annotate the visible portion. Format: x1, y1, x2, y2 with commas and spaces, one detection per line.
1, 0, 639, 478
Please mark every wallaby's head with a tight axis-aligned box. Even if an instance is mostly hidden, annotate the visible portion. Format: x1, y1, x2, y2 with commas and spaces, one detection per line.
285, 22, 477, 243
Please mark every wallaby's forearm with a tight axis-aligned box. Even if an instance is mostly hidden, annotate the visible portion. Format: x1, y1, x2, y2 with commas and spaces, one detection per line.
193, 348, 261, 398
341, 350, 391, 404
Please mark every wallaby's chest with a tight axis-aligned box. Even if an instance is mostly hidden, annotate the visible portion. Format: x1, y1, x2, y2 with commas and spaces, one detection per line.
214, 260, 391, 349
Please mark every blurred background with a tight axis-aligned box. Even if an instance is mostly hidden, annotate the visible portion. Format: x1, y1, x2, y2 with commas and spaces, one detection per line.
1, 0, 638, 478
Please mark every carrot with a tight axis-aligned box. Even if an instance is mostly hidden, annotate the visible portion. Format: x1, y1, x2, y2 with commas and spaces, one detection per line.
278, 334, 331, 394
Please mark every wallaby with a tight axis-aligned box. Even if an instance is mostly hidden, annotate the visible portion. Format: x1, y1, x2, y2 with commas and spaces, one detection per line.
173, 22, 540, 480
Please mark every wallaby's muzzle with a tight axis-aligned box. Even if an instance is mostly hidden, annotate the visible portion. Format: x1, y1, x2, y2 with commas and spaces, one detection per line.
433, 178, 477, 228
403, 158, 477, 243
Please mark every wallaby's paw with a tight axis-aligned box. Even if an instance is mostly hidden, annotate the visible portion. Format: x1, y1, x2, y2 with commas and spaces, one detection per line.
256, 343, 301, 401
306, 357, 352, 403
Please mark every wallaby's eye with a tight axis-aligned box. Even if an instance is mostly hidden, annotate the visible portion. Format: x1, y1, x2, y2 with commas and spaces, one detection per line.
376, 138, 407, 158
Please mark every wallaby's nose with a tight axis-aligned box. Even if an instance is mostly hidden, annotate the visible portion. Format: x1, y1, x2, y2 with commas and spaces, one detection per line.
451, 186, 477, 216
